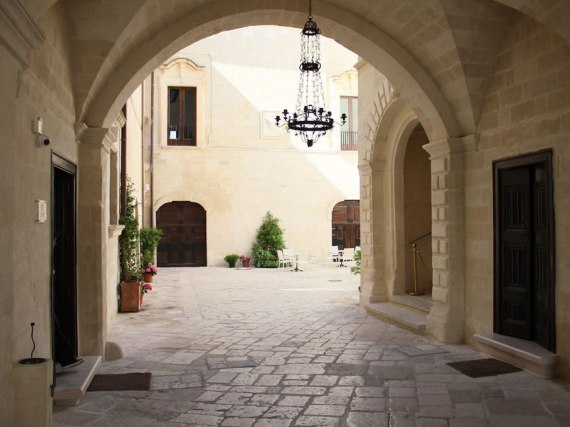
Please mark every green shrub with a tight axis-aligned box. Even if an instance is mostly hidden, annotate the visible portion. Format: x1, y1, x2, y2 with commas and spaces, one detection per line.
252, 211, 285, 268
350, 249, 361, 275
119, 178, 141, 281
140, 227, 163, 266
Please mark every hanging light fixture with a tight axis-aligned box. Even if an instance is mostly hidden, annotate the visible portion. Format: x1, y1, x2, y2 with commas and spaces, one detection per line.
275, 0, 346, 147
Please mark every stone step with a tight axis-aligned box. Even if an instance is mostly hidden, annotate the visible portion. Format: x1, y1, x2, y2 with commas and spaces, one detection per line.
53, 355, 102, 406
364, 302, 427, 334
390, 293, 433, 314
473, 333, 558, 379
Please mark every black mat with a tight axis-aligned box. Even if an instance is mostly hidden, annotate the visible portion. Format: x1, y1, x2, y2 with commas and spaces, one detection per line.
88, 373, 152, 391
447, 358, 521, 378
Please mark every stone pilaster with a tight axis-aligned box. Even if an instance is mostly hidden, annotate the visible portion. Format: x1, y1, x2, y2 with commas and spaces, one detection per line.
76, 125, 118, 356
423, 135, 477, 343
359, 163, 388, 304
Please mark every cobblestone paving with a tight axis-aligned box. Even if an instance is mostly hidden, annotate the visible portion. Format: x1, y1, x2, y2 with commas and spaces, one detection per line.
53, 267, 570, 427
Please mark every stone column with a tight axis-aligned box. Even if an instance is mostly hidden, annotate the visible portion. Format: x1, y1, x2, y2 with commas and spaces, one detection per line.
76, 124, 117, 356
359, 163, 388, 304
423, 136, 476, 343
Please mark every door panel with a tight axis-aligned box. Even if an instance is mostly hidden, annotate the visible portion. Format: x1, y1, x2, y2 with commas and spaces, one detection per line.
494, 151, 555, 352
499, 167, 532, 339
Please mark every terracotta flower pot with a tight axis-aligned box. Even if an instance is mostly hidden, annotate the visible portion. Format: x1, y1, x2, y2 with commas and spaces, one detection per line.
143, 273, 154, 282
120, 281, 141, 312
242, 259, 250, 268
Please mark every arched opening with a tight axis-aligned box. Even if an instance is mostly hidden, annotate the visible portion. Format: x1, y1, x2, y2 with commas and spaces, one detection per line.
403, 125, 432, 296
156, 201, 207, 267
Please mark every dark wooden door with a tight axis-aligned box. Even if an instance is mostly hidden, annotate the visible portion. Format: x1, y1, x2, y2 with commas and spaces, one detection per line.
157, 201, 207, 267
332, 200, 360, 250
494, 151, 555, 351
52, 157, 77, 357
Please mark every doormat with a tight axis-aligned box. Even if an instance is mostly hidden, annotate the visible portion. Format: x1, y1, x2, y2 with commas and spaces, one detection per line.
447, 358, 521, 378
88, 372, 152, 391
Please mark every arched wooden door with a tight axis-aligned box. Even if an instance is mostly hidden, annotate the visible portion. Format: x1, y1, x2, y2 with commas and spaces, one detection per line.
157, 201, 207, 267
332, 200, 360, 250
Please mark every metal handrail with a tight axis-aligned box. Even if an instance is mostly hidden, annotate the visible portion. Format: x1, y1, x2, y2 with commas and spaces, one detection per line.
408, 232, 431, 245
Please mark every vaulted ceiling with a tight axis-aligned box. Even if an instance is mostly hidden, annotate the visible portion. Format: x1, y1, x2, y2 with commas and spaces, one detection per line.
33, 0, 570, 138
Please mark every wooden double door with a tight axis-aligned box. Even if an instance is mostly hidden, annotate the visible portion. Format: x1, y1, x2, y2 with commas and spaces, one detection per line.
332, 200, 360, 250
157, 201, 207, 267
494, 151, 555, 352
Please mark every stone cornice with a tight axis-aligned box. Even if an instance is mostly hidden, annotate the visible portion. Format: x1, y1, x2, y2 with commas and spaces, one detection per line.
0, 0, 44, 67
160, 57, 205, 72
75, 124, 118, 153
113, 110, 126, 129
423, 134, 479, 158
108, 225, 125, 239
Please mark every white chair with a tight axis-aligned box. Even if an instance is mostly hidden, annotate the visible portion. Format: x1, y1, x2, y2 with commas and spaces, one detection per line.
327, 246, 340, 265
341, 248, 355, 265
277, 250, 289, 268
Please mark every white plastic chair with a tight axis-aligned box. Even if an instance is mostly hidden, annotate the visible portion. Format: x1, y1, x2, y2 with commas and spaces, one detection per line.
341, 247, 355, 264
277, 250, 287, 268
327, 246, 340, 265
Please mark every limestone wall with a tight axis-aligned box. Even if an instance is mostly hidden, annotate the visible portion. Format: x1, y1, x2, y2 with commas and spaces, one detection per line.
145, 27, 360, 265
465, 13, 570, 379
0, 2, 77, 424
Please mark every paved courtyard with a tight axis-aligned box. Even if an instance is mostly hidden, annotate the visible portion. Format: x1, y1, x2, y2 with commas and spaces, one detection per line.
53, 266, 570, 426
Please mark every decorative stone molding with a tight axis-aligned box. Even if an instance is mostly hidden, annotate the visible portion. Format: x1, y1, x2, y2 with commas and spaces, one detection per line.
113, 110, 126, 129
0, 0, 44, 67
423, 134, 479, 158
108, 225, 124, 239
75, 124, 119, 153
160, 57, 205, 72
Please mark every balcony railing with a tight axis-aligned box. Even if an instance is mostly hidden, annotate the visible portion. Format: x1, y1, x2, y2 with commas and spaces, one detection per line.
340, 130, 358, 151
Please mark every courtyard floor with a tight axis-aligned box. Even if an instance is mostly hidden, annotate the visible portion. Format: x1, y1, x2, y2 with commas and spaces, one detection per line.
53, 266, 570, 427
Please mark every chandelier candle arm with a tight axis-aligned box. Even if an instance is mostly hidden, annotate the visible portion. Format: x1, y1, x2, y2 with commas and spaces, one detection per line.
275, 0, 346, 148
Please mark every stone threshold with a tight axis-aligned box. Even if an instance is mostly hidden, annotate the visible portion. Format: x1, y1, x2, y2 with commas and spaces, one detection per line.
473, 332, 558, 379
364, 292, 432, 335
364, 301, 427, 334
53, 355, 102, 406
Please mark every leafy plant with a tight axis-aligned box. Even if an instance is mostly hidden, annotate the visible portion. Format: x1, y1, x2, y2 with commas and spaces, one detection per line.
351, 249, 361, 275
119, 178, 141, 282
140, 227, 163, 267
224, 254, 239, 264
252, 211, 285, 268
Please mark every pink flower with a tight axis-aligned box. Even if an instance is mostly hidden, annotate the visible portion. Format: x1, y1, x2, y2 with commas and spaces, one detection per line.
142, 283, 152, 292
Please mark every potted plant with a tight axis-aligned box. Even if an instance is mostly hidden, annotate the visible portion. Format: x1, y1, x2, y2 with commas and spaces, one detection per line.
140, 262, 158, 283
118, 178, 142, 312
140, 282, 153, 306
224, 254, 239, 268
240, 255, 251, 268
140, 227, 163, 279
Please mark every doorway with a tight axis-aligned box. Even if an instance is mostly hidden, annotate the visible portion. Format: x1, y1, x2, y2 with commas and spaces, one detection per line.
493, 150, 555, 352
157, 201, 207, 267
332, 200, 360, 250
52, 155, 78, 361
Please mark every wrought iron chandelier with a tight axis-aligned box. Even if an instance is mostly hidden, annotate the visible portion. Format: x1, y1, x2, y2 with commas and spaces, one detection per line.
275, 0, 346, 147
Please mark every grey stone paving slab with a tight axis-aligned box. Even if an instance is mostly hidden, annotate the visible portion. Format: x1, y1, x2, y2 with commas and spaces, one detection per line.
52, 267, 570, 427
345, 411, 389, 427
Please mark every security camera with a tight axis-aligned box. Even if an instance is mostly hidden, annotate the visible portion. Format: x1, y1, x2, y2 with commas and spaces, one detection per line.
36, 134, 51, 147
